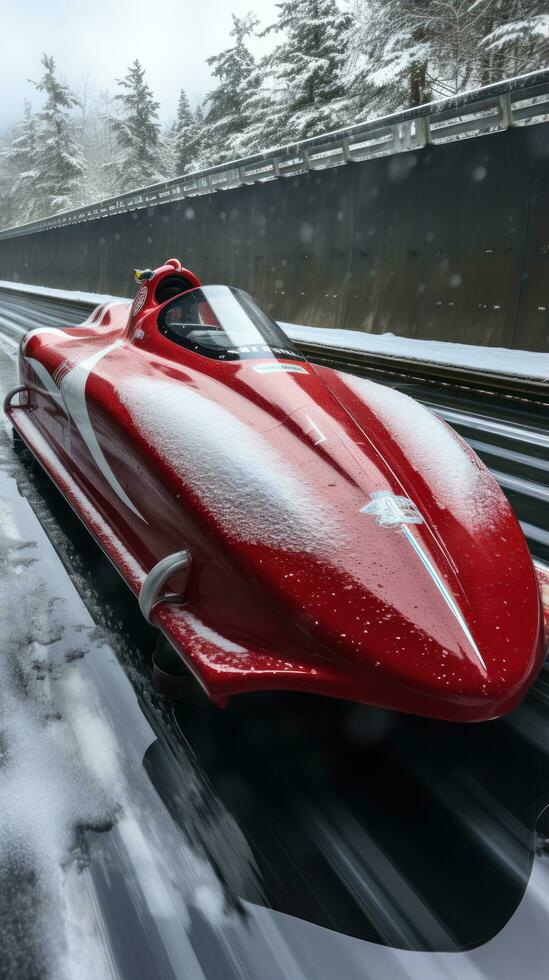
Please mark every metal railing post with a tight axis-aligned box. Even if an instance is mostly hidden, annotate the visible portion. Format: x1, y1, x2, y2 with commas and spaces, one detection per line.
499, 92, 513, 129
416, 114, 431, 147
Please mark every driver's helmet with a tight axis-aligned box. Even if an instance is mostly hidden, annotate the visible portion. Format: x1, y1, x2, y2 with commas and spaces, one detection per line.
164, 304, 186, 326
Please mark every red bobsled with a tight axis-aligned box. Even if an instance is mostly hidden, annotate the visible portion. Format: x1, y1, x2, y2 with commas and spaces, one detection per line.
5, 259, 547, 721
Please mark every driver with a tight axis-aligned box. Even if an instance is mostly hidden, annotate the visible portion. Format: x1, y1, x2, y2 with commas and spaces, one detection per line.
164, 298, 222, 331
164, 304, 187, 327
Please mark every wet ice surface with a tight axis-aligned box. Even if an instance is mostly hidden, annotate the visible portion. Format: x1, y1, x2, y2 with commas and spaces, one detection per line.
1, 317, 549, 978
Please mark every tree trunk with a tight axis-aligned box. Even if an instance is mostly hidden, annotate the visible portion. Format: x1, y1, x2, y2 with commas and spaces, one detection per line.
409, 25, 428, 107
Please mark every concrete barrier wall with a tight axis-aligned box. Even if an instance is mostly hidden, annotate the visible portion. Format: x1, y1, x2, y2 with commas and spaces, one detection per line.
0, 124, 547, 350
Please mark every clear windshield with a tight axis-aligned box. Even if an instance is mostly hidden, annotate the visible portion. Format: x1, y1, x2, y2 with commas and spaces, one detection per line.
158, 285, 303, 362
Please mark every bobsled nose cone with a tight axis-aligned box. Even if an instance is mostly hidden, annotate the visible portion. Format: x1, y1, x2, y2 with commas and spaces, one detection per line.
390, 524, 538, 709
319, 512, 545, 722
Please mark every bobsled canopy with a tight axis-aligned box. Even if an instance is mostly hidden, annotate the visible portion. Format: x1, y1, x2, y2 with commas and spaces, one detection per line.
157, 285, 302, 362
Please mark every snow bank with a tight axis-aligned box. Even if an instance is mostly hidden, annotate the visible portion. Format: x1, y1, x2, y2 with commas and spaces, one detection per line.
118, 377, 344, 551
283, 323, 548, 382
0, 279, 126, 307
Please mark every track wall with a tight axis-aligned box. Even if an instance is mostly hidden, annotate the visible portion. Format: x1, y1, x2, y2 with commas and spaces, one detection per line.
0, 124, 547, 350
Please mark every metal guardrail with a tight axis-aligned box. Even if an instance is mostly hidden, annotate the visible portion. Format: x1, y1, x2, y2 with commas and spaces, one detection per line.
1, 69, 548, 241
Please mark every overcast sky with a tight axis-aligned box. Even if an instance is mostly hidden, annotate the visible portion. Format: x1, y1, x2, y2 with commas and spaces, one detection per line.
1, 0, 279, 133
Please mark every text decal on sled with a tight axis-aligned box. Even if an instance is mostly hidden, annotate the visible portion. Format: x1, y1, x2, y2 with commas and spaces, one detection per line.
253, 363, 309, 375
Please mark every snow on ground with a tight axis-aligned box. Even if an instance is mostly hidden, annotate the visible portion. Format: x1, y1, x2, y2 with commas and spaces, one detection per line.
0, 360, 256, 978
0, 464, 121, 979
0, 457, 249, 980
0, 280, 126, 308
0, 280, 546, 382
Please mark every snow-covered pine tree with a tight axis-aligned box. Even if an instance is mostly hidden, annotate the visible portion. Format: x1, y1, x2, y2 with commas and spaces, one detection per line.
346, 0, 548, 119
2, 100, 41, 223
108, 59, 166, 193
426, 1, 488, 96
173, 89, 202, 175
192, 104, 207, 169
260, 0, 352, 142
380, 1, 485, 102
30, 54, 84, 216
400, 1, 547, 97
478, 1, 549, 84
0, 127, 20, 229
80, 90, 123, 201
345, 1, 434, 116
237, 58, 283, 153
160, 118, 178, 180
202, 13, 258, 164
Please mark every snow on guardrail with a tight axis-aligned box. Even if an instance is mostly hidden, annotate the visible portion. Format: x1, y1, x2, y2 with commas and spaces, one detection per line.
284, 324, 549, 385
0, 69, 548, 241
